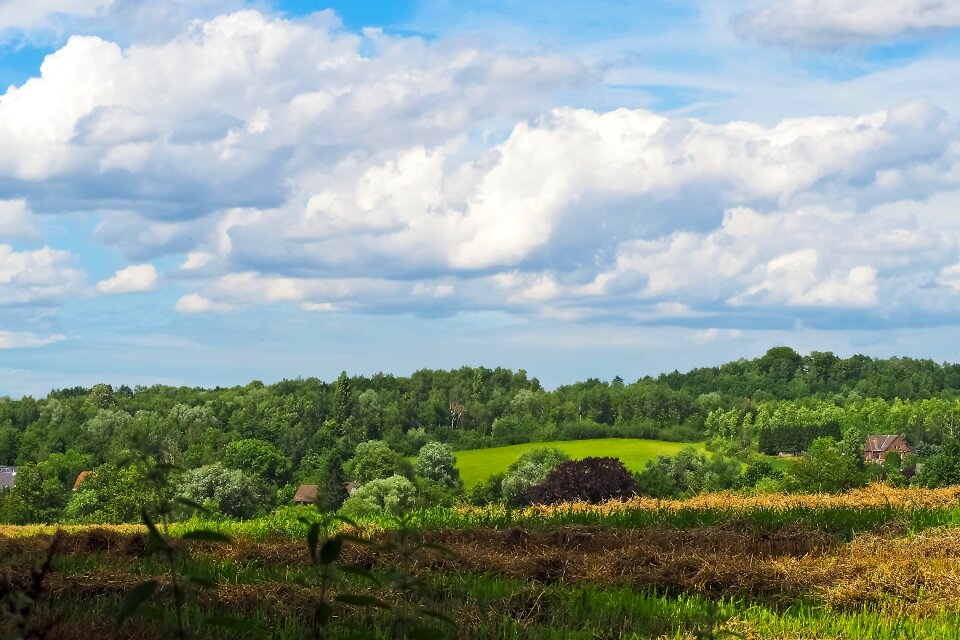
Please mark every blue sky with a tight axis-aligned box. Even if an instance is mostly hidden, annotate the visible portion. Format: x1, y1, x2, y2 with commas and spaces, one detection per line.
2, 0, 960, 396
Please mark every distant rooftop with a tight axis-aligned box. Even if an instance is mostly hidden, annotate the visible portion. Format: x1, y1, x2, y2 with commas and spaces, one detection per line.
73, 470, 94, 491
293, 484, 318, 504
864, 435, 906, 452
0, 465, 16, 490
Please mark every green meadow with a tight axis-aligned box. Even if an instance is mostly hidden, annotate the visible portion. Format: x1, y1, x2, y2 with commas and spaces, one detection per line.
451, 438, 705, 487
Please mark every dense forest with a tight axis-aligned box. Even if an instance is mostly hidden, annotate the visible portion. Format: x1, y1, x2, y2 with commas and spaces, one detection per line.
6, 347, 960, 465
4, 346, 960, 524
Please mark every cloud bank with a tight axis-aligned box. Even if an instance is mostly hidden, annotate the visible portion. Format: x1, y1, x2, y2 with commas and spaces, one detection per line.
735, 0, 960, 49
1, 6, 960, 362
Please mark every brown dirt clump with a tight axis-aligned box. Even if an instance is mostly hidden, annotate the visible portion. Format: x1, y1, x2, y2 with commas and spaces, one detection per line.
0, 528, 147, 558
410, 524, 835, 599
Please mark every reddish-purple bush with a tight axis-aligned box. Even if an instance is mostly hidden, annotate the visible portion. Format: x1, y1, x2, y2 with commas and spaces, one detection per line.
528, 457, 637, 504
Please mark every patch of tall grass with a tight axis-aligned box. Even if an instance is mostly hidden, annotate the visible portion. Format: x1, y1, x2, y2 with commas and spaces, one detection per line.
7, 485, 960, 541
229, 485, 960, 539
15, 569, 960, 639
184, 503, 960, 542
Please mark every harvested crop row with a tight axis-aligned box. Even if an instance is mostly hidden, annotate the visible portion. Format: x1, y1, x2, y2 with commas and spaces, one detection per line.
7, 565, 960, 640
0, 521, 836, 560
7, 523, 960, 616
453, 484, 960, 520
399, 526, 960, 615
0, 571, 700, 640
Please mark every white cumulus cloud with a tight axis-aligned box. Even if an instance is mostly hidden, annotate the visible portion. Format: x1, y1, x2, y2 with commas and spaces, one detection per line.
583, 203, 956, 312
0, 330, 66, 349
0, 10, 584, 217
96, 263, 159, 293
174, 293, 232, 313
5, 7, 960, 335
0, 0, 112, 32
0, 244, 85, 305
0, 200, 38, 239
691, 328, 744, 345
735, 0, 960, 49
225, 99, 956, 282
730, 249, 878, 308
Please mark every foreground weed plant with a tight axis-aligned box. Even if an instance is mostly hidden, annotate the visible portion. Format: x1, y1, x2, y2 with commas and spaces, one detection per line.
298, 506, 458, 639
376, 514, 457, 640
116, 459, 243, 639
2, 529, 62, 640
298, 510, 382, 639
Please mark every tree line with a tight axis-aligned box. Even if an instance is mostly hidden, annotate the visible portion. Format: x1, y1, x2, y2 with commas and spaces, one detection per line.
706, 396, 960, 457
5, 347, 960, 523
5, 348, 960, 466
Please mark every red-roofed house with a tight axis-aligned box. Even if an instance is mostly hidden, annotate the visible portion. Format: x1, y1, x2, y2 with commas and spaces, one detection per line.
293, 482, 357, 505
293, 484, 318, 505
863, 435, 913, 463
73, 470, 94, 491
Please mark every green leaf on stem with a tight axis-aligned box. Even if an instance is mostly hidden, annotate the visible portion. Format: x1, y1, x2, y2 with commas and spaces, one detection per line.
406, 625, 446, 640
186, 574, 218, 589
307, 522, 321, 563
181, 530, 232, 544
173, 497, 209, 513
335, 594, 391, 609
319, 536, 343, 564
315, 601, 333, 626
116, 580, 158, 625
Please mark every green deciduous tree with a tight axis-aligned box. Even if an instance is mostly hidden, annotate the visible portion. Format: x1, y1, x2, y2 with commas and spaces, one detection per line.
0, 450, 92, 524
343, 440, 413, 486
176, 463, 268, 518
414, 442, 461, 488
63, 464, 160, 524
915, 438, 960, 488
500, 447, 569, 506
788, 437, 865, 493
223, 438, 291, 485
633, 448, 743, 498
0, 464, 64, 524
743, 459, 782, 487
333, 371, 352, 423
340, 474, 417, 517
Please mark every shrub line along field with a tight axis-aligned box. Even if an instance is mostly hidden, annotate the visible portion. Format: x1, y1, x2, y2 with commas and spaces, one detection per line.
8, 484, 960, 540
451, 438, 705, 487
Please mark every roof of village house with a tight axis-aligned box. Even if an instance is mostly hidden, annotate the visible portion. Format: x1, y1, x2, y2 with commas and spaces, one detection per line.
73, 470, 93, 491
864, 435, 909, 452
293, 484, 318, 504
0, 466, 16, 490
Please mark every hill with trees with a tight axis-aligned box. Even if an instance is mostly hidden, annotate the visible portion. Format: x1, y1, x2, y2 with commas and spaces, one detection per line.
4, 347, 960, 523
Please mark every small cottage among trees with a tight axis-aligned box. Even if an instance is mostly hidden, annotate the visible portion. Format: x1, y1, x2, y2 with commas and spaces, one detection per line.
293, 484, 318, 505
863, 435, 912, 463
0, 466, 16, 490
73, 470, 93, 491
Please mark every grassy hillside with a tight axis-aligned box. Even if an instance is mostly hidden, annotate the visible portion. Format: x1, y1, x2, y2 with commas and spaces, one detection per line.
452, 438, 704, 487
